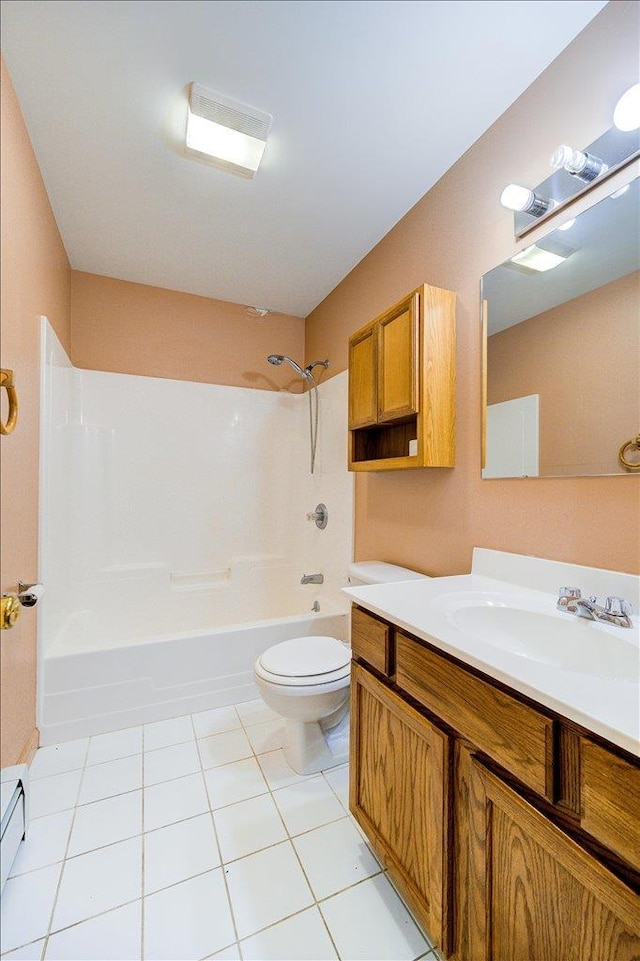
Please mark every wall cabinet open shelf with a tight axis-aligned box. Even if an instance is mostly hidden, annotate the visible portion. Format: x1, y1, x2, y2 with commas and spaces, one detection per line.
348, 284, 456, 471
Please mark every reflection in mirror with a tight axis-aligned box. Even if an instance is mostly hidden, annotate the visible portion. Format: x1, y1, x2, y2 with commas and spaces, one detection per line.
482, 176, 639, 478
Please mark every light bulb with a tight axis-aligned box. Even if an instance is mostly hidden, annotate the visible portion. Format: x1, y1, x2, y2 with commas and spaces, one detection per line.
613, 83, 640, 132
550, 144, 608, 183
500, 184, 553, 217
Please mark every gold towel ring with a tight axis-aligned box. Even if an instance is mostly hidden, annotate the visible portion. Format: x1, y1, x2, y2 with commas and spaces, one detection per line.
0, 369, 18, 436
618, 434, 640, 471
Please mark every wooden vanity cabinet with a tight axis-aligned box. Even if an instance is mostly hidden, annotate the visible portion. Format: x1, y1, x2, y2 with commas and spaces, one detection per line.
348, 284, 456, 471
350, 661, 452, 953
466, 758, 640, 961
349, 606, 640, 961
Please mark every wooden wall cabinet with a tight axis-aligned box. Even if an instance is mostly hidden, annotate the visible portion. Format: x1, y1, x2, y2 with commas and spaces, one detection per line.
349, 606, 640, 961
348, 284, 456, 471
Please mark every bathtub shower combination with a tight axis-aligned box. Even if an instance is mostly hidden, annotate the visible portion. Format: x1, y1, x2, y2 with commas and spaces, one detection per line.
38, 321, 353, 744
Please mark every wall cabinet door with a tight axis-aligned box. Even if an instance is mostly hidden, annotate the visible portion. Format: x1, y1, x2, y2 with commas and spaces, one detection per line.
349, 661, 451, 953
377, 292, 419, 422
467, 758, 640, 961
348, 322, 377, 428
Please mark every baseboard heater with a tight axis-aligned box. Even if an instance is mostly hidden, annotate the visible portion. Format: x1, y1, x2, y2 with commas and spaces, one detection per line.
1, 765, 29, 892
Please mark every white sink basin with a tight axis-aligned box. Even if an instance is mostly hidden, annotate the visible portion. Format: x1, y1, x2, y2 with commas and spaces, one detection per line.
433, 591, 639, 683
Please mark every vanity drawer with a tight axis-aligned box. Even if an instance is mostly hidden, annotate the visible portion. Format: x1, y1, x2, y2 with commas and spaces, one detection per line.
580, 737, 640, 869
395, 632, 553, 798
351, 607, 392, 676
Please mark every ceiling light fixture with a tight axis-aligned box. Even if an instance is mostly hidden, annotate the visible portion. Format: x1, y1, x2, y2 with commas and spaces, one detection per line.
185, 83, 273, 178
613, 82, 640, 132
550, 144, 608, 182
500, 184, 553, 217
510, 244, 569, 272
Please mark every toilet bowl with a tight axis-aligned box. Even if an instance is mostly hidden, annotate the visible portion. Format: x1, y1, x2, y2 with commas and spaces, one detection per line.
253, 562, 430, 775
255, 635, 351, 775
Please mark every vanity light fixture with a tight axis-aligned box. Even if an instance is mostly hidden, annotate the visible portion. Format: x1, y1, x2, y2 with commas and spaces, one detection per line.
185, 83, 273, 178
613, 82, 640, 132
500, 184, 553, 217
550, 144, 608, 183
510, 244, 568, 272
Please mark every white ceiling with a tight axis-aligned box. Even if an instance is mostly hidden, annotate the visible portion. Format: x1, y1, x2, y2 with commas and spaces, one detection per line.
1, 0, 606, 317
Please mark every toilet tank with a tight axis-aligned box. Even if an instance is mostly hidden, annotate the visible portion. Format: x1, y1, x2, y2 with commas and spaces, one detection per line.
347, 561, 430, 586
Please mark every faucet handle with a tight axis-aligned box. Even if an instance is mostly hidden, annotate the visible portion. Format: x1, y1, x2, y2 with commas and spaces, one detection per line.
557, 586, 581, 611
604, 596, 632, 617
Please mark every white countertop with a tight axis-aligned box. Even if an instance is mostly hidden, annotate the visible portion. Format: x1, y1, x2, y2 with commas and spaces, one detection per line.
344, 551, 640, 757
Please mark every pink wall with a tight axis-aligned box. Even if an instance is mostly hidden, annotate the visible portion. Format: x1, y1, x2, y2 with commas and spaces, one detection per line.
1, 56, 71, 766
71, 272, 305, 392
305, 2, 640, 576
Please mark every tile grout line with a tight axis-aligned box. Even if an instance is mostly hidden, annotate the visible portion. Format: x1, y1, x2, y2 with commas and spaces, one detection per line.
140, 724, 146, 961
190, 708, 243, 959
209, 709, 333, 954
39, 734, 90, 959
224, 714, 354, 959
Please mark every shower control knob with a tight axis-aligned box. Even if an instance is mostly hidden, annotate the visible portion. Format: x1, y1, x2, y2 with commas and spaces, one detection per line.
306, 503, 328, 529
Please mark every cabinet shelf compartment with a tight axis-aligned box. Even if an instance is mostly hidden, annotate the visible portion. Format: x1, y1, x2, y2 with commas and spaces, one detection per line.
350, 417, 418, 469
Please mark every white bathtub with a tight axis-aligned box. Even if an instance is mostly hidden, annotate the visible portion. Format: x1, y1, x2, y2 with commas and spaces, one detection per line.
40, 609, 348, 745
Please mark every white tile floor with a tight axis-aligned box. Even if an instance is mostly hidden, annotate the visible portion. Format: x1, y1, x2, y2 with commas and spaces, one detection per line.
1, 700, 438, 961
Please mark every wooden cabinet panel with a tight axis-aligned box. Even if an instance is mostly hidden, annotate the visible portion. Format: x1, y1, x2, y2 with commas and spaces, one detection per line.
348, 323, 377, 428
395, 632, 553, 798
377, 295, 418, 423
350, 606, 391, 676
348, 283, 455, 471
350, 662, 451, 953
581, 737, 640, 869
468, 759, 640, 961
421, 283, 456, 467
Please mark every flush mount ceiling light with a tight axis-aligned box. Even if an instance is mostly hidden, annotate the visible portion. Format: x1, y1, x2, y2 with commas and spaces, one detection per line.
510, 244, 569, 272
185, 83, 273, 178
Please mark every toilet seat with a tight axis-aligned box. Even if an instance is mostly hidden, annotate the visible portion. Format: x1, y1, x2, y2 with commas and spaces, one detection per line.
255, 636, 350, 688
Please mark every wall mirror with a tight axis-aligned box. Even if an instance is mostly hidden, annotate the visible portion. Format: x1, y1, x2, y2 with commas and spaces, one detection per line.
482, 175, 639, 478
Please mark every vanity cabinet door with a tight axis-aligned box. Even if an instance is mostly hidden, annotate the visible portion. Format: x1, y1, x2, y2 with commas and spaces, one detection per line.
467, 758, 640, 961
349, 661, 451, 954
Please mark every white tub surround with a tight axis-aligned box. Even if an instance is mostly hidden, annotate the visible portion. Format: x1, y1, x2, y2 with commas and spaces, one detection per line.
344, 549, 639, 755
38, 320, 353, 743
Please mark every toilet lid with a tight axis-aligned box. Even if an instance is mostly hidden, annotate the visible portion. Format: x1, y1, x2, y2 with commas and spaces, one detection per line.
258, 636, 350, 678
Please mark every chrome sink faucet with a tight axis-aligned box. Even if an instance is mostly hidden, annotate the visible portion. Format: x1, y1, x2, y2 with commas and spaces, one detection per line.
557, 587, 633, 629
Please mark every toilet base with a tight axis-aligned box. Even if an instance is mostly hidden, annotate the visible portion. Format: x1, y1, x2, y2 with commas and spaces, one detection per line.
283, 707, 349, 775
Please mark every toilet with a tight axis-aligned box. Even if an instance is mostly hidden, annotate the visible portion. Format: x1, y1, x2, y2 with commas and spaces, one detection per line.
254, 561, 429, 774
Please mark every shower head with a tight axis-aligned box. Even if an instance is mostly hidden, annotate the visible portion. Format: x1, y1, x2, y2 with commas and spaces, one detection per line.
266, 354, 309, 379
